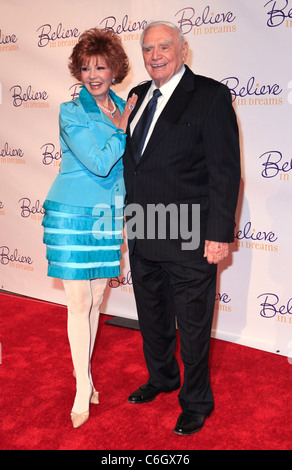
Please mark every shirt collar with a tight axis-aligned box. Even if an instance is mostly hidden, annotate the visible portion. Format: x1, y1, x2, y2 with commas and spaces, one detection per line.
148, 65, 186, 99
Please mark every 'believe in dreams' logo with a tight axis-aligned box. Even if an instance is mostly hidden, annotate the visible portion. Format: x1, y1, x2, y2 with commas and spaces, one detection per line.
258, 293, 292, 318
36, 23, 80, 47
18, 198, 45, 219
259, 151, 292, 179
9, 85, 49, 108
41, 143, 62, 166
175, 5, 236, 34
264, 0, 292, 27
0, 245, 33, 268
221, 76, 283, 105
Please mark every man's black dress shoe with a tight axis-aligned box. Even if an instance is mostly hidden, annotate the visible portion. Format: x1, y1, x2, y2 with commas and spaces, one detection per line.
173, 410, 208, 436
128, 383, 164, 404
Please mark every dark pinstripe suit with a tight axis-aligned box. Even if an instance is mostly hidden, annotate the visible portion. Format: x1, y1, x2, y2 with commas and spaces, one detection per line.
123, 65, 240, 414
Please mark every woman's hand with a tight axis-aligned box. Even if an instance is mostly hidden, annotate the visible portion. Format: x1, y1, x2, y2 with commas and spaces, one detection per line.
118, 94, 138, 132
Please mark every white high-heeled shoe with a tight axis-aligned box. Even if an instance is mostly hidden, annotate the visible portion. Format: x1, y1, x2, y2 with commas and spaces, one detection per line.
90, 388, 99, 404
70, 409, 90, 429
70, 388, 99, 429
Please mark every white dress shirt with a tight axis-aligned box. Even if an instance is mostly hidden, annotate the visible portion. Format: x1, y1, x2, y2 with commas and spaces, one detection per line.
130, 65, 186, 155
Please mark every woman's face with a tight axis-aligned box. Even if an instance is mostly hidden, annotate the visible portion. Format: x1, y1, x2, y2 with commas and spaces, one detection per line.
80, 55, 114, 103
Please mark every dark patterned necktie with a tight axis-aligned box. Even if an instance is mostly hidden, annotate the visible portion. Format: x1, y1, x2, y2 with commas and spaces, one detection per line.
132, 88, 162, 161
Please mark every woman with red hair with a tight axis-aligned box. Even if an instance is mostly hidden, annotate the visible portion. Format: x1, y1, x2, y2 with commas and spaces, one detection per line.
42, 28, 137, 428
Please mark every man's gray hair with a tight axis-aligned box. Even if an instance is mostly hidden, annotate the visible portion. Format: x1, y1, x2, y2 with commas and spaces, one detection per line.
140, 21, 185, 47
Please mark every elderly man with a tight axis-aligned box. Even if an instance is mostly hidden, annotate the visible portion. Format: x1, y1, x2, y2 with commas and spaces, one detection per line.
123, 21, 240, 435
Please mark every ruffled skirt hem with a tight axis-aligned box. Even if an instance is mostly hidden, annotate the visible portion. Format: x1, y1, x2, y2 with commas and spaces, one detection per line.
42, 199, 123, 280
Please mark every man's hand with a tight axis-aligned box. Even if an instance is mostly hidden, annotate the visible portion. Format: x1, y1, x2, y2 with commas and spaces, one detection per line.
204, 240, 229, 264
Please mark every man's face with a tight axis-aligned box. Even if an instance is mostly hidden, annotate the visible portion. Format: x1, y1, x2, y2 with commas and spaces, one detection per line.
142, 25, 188, 88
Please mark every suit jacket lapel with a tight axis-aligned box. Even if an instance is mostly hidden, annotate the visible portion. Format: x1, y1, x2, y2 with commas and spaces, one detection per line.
128, 83, 151, 123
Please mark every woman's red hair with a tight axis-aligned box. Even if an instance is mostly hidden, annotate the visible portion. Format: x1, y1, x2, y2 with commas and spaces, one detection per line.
68, 27, 129, 83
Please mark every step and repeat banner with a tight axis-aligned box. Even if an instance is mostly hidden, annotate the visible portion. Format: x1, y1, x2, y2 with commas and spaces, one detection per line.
1, 1, 291, 357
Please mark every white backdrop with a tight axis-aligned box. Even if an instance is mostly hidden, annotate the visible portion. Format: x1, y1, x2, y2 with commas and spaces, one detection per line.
1, 0, 291, 357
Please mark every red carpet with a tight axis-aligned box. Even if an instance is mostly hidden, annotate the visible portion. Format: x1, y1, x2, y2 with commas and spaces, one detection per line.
0, 291, 291, 451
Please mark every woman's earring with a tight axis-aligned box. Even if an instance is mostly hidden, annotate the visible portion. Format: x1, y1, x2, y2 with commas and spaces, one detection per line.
112, 78, 116, 84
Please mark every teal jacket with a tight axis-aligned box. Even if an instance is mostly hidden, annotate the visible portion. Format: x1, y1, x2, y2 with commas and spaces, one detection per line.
45, 86, 127, 211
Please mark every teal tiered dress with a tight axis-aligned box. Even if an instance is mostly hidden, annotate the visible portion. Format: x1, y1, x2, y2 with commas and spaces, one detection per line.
42, 87, 127, 280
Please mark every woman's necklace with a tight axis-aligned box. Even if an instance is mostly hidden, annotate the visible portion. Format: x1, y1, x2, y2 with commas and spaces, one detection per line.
96, 96, 117, 118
